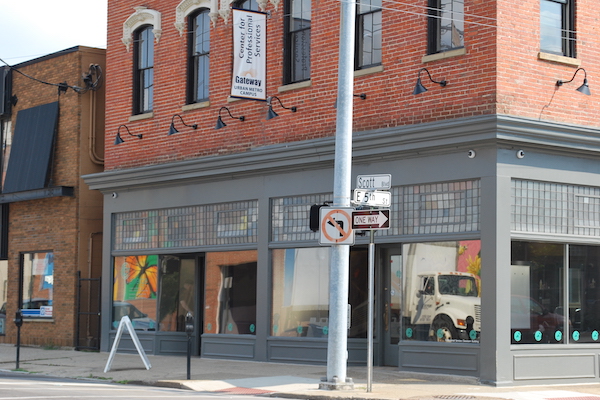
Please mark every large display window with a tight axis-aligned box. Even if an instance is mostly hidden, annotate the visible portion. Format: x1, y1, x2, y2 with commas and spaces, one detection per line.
21, 251, 54, 318
112, 255, 158, 330
271, 247, 368, 338
204, 250, 257, 335
511, 242, 600, 344
401, 241, 481, 342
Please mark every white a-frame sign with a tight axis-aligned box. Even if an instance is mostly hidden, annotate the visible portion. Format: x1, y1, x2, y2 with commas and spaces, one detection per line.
104, 316, 152, 373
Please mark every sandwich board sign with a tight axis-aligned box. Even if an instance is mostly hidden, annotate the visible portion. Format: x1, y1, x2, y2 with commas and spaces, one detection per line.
104, 316, 151, 373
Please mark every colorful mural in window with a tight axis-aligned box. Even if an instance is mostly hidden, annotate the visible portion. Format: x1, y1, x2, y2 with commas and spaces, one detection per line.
112, 255, 158, 330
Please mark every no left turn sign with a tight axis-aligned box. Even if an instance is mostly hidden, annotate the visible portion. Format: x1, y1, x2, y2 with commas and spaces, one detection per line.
319, 207, 355, 245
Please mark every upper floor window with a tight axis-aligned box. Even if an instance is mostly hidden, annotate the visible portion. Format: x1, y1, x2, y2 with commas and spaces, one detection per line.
284, 0, 311, 83
236, 0, 259, 10
134, 25, 154, 114
540, 0, 575, 57
355, 0, 382, 69
188, 9, 211, 103
427, 0, 464, 54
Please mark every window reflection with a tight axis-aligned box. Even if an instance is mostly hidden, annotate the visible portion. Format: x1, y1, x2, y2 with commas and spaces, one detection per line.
271, 247, 369, 338
204, 250, 257, 334
401, 241, 481, 342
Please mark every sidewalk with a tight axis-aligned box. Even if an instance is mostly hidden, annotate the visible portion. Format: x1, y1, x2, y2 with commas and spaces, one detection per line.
2, 344, 600, 400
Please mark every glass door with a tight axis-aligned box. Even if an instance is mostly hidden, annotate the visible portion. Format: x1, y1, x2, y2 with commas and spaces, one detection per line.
382, 248, 402, 366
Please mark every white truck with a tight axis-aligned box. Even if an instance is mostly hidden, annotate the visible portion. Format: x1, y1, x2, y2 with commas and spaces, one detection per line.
403, 271, 481, 342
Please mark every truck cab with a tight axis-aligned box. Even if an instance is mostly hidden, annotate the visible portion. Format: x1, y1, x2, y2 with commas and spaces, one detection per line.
409, 272, 481, 342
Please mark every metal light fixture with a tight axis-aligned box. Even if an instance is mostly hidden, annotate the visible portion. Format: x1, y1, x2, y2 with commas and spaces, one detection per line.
266, 96, 297, 120
168, 114, 198, 135
215, 106, 245, 130
412, 68, 447, 95
114, 124, 142, 145
333, 93, 367, 108
556, 68, 591, 96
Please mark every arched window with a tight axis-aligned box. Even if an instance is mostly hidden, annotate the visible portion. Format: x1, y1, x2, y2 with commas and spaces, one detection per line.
236, 0, 259, 11
134, 26, 154, 114
188, 9, 211, 103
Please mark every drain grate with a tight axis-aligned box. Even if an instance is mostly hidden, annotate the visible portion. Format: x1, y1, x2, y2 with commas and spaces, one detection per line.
217, 387, 275, 395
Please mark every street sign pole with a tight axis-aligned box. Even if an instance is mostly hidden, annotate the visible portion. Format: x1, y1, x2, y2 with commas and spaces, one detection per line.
367, 229, 374, 392
320, 0, 355, 390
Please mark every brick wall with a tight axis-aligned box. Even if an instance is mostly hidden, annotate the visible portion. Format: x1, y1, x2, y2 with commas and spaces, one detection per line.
105, 0, 600, 171
0, 49, 105, 348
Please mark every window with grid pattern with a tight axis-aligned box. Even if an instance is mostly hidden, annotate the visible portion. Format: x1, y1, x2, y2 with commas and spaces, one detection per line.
113, 200, 258, 250
512, 179, 600, 237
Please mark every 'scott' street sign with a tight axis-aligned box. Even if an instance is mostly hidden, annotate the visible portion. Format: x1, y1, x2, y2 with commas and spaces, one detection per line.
356, 174, 391, 190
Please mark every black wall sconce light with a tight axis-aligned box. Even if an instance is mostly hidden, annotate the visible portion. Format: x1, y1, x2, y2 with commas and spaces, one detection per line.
114, 124, 143, 145
556, 68, 591, 95
215, 106, 245, 129
266, 96, 297, 120
168, 114, 198, 135
334, 93, 367, 108
412, 68, 447, 95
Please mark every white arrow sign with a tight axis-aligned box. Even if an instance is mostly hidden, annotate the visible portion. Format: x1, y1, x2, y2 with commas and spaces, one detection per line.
352, 210, 390, 229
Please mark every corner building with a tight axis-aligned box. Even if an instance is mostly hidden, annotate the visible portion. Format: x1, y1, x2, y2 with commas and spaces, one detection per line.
85, 0, 600, 385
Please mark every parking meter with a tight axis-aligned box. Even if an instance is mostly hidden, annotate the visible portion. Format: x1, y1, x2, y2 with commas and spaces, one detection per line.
185, 312, 194, 336
14, 310, 23, 369
185, 312, 194, 380
14, 311, 23, 328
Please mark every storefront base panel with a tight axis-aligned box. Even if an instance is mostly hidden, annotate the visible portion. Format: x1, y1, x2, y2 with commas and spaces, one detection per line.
513, 353, 597, 382
108, 332, 155, 354
268, 338, 327, 364
157, 334, 189, 355
398, 343, 480, 377
201, 335, 255, 359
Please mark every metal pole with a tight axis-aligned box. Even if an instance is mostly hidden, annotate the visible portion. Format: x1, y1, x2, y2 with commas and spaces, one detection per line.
324, 0, 356, 389
367, 229, 375, 392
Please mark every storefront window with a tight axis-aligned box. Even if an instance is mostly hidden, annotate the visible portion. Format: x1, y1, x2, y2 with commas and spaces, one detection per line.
21, 252, 54, 318
271, 247, 369, 338
0, 260, 6, 334
204, 250, 257, 334
157, 257, 196, 332
401, 241, 481, 342
511, 242, 600, 344
112, 255, 158, 330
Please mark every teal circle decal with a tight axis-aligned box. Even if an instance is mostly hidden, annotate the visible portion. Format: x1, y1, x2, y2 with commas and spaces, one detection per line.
469, 330, 477, 340
513, 331, 522, 342
593, 331, 599, 341
396, 270, 401, 278
323, 326, 329, 335
572, 331, 580, 341
406, 328, 413, 338
297, 325, 303, 334
534, 331, 542, 342
437, 329, 444, 339
206, 323, 212, 331
250, 324, 255, 333
555, 330, 562, 341
227, 323, 233, 332
273, 325, 279, 333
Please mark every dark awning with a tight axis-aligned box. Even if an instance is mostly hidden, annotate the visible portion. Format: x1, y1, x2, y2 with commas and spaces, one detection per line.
3, 102, 62, 194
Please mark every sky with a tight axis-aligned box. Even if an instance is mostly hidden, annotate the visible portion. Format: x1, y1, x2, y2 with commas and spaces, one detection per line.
0, 0, 108, 66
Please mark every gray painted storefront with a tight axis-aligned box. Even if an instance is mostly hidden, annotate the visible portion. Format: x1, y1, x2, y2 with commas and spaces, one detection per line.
84, 114, 600, 385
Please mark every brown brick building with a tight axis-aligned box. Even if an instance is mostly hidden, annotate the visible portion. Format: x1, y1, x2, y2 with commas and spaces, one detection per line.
0, 47, 105, 348
85, 0, 600, 385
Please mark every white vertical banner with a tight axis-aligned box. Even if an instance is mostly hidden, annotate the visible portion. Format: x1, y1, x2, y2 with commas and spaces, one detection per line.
231, 8, 267, 100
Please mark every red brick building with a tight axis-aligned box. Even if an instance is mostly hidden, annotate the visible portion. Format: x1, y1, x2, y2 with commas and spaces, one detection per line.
0, 47, 105, 349
85, 0, 600, 385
